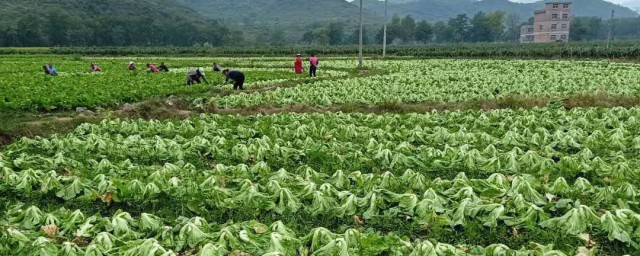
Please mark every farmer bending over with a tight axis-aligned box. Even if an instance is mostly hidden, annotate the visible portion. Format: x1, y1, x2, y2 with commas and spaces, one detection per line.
223, 69, 245, 90
186, 68, 209, 86
147, 63, 159, 73
47, 63, 58, 76
159, 62, 169, 72
91, 64, 102, 72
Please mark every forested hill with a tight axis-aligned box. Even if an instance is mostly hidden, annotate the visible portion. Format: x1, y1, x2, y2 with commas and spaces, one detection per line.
366, 0, 638, 21
1, 0, 637, 47
174, 0, 382, 44
176, 0, 377, 25
175, 0, 636, 43
0, 0, 237, 47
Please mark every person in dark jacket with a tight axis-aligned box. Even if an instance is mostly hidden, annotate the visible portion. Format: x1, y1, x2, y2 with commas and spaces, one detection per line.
213, 63, 221, 72
222, 69, 245, 90
186, 68, 209, 86
159, 62, 169, 72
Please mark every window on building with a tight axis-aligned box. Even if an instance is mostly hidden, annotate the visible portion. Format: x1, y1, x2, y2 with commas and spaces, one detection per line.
552, 14, 558, 19
553, 4, 559, 8
560, 35, 567, 40
528, 28, 534, 33
561, 24, 568, 29
563, 4, 569, 8
563, 13, 569, 19
539, 25, 544, 30
551, 24, 557, 30
551, 35, 557, 41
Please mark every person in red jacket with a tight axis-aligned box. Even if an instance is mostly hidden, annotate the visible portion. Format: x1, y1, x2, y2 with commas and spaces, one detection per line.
146, 63, 159, 73
293, 54, 304, 75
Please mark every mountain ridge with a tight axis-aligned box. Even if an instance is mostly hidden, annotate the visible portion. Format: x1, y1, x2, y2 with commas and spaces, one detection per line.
367, 0, 638, 21
0, 0, 237, 46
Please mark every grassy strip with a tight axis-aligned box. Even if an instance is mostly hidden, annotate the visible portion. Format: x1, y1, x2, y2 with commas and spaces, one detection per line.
0, 111, 101, 147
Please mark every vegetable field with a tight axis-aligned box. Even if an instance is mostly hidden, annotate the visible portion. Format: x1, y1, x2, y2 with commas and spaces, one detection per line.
2, 54, 640, 255
3, 56, 640, 112
0, 56, 349, 111
213, 59, 640, 108
3, 109, 640, 254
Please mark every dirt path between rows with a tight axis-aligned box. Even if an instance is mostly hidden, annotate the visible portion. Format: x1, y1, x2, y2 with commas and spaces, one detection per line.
3, 90, 639, 148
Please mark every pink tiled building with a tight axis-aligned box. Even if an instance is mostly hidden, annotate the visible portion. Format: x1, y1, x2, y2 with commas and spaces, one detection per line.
520, 2, 572, 43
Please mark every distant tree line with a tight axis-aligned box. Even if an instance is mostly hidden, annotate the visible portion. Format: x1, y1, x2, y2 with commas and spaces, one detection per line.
299, 12, 640, 45
571, 17, 640, 41
1, 5, 637, 47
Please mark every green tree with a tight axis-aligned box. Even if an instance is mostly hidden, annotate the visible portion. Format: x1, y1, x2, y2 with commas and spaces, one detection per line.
415, 20, 433, 43
17, 14, 46, 46
486, 11, 506, 41
349, 26, 371, 45
448, 14, 470, 43
387, 14, 402, 43
47, 9, 73, 46
469, 12, 491, 42
433, 21, 454, 43
570, 17, 603, 41
612, 17, 640, 40
399, 15, 417, 43
504, 13, 522, 42
2, 27, 22, 46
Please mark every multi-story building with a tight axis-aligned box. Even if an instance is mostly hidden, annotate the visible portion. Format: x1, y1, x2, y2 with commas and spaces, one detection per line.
520, 2, 572, 43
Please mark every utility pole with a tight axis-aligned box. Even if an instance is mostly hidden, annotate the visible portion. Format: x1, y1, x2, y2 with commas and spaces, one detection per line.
358, 0, 364, 69
383, 0, 388, 58
607, 9, 614, 48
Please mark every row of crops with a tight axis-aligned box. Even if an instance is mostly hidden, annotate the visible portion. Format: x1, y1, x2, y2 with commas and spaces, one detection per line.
210, 59, 640, 108
2, 41, 639, 58
2, 108, 639, 254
